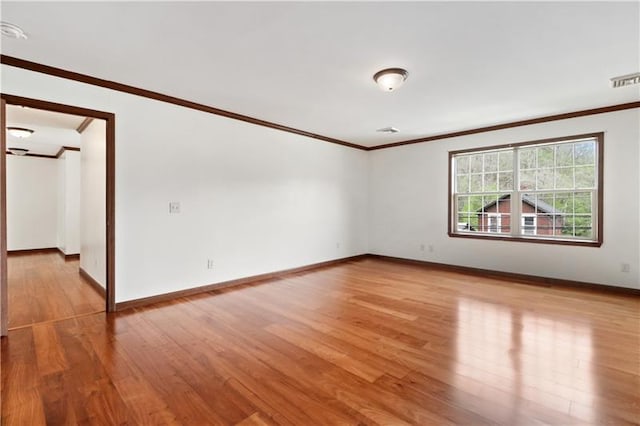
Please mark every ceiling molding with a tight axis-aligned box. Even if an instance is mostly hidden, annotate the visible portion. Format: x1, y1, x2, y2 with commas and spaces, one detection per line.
54, 145, 81, 158
76, 117, 93, 134
6, 151, 57, 159
367, 101, 640, 150
1, 56, 638, 153
0, 55, 365, 151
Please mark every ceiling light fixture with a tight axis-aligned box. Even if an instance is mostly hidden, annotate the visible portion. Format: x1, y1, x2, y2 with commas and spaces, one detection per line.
376, 126, 400, 133
0, 21, 28, 39
610, 72, 640, 88
8, 147, 29, 156
373, 68, 409, 92
7, 127, 34, 138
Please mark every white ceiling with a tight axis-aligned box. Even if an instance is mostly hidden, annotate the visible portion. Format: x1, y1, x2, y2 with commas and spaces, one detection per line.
6, 105, 82, 156
1, 2, 638, 148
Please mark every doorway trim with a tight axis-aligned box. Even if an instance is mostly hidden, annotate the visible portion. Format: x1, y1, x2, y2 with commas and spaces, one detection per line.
0, 94, 116, 336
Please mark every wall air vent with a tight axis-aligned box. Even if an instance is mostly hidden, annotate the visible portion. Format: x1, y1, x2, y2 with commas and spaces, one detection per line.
610, 72, 640, 88
376, 126, 400, 134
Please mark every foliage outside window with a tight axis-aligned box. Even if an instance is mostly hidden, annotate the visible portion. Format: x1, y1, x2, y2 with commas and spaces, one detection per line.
449, 133, 603, 246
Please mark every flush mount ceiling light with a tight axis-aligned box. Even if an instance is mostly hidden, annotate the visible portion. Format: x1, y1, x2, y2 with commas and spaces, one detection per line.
0, 21, 28, 39
610, 72, 640, 88
376, 126, 400, 134
373, 68, 409, 92
7, 127, 34, 138
8, 147, 29, 156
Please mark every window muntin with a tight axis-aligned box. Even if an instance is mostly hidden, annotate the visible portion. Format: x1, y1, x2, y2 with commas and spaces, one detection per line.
450, 133, 602, 246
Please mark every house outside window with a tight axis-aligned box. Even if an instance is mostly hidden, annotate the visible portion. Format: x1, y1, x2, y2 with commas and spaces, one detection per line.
449, 133, 603, 246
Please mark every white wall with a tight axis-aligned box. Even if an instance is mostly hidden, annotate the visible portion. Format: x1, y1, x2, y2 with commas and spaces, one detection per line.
4, 64, 635, 297
57, 150, 81, 255
1, 65, 369, 302
64, 150, 81, 254
56, 155, 65, 250
80, 121, 106, 287
369, 109, 640, 289
6, 155, 58, 250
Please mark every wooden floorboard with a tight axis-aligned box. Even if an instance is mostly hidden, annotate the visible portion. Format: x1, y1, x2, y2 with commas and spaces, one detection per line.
7, 252, 105, 329
2, 257, 639, 425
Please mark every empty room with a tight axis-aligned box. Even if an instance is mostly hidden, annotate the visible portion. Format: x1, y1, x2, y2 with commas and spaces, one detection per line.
1, 2, 638, 425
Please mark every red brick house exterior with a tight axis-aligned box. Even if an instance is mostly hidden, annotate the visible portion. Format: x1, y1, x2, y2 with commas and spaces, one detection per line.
477, 194, 564, 235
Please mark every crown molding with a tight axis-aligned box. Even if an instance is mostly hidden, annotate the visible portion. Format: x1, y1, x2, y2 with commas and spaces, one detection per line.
367, 101, 640, 150
2, 55, 638, 152
76, 117, 94, 134
0, 55, 364, 151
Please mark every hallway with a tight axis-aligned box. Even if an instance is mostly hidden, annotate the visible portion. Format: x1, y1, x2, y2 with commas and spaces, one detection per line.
7, 250, 104, 329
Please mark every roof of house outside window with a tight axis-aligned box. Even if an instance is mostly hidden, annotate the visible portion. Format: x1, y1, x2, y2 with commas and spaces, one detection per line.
478, 194, 560, 214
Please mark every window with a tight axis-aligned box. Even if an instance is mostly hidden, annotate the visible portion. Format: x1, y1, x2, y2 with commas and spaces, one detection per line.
487, 214, 502, 233
449, 133, 603, 246
521, 215, 536, 235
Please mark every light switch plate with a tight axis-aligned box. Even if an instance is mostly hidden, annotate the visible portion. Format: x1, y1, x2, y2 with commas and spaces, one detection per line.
169, 201, 180, 214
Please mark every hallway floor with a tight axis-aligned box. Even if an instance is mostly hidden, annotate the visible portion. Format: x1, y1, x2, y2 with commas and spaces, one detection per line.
7, 250, 104, 329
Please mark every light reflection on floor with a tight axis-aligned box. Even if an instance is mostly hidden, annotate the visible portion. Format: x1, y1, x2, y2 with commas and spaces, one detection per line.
455, 297, 594, 423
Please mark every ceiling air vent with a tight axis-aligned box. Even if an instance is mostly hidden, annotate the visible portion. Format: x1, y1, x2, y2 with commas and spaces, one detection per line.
610, 72, 640, 88
376, 126, 400, 134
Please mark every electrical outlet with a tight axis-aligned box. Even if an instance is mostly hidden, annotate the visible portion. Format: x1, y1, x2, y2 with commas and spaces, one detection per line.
621, 263, 630, 273
420, 244, 425, 251
428, 245, 434, 253
336, 242, 341, 249
169, 201, 180, 214
207, 259, 214, 269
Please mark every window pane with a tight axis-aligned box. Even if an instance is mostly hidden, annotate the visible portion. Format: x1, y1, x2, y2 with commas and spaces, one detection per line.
458, 214, 473, 231
520, 169, 536, 190
474, 194, 511, 233
456, 175, 469, 193
553, 193, 573, 214
536, 168, 554, 190
575, 141, 595, 165
574, 192, 592, 214
469, 195, 484, 210
470, 174, 483, 192
484, 152, 498, 172
555, 144, 574, 167
519, 148, 536, 170
484, 172, 497, 191
481, 195, 499, 213
563, 215, 593, 239
574, 216, 593, 239
498, 172, 513, 191
537, 146, 554, 168
457, 195, 470, 213
537, 193, 555, 214
555, 167, 574, 189
575, 165, 595, 189
499, 151, 513, 171
456, 156, 469, 174
523, 193, 565, 236
470, 154, 483, 173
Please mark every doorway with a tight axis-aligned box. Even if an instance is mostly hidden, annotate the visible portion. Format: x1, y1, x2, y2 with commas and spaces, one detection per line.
0, 95, 115, 336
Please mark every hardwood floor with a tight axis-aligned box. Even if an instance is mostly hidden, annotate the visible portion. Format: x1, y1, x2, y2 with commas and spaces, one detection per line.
2, 257, 639, 425
7, 251, 104, 329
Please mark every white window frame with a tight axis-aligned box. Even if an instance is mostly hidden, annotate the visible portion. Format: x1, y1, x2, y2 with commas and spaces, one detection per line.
521, 214, 537, 235
449, 133, 603, 247
487, 213, 502, 233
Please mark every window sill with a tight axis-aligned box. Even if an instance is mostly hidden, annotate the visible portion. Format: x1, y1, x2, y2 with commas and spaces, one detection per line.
448, 232, 602, 247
